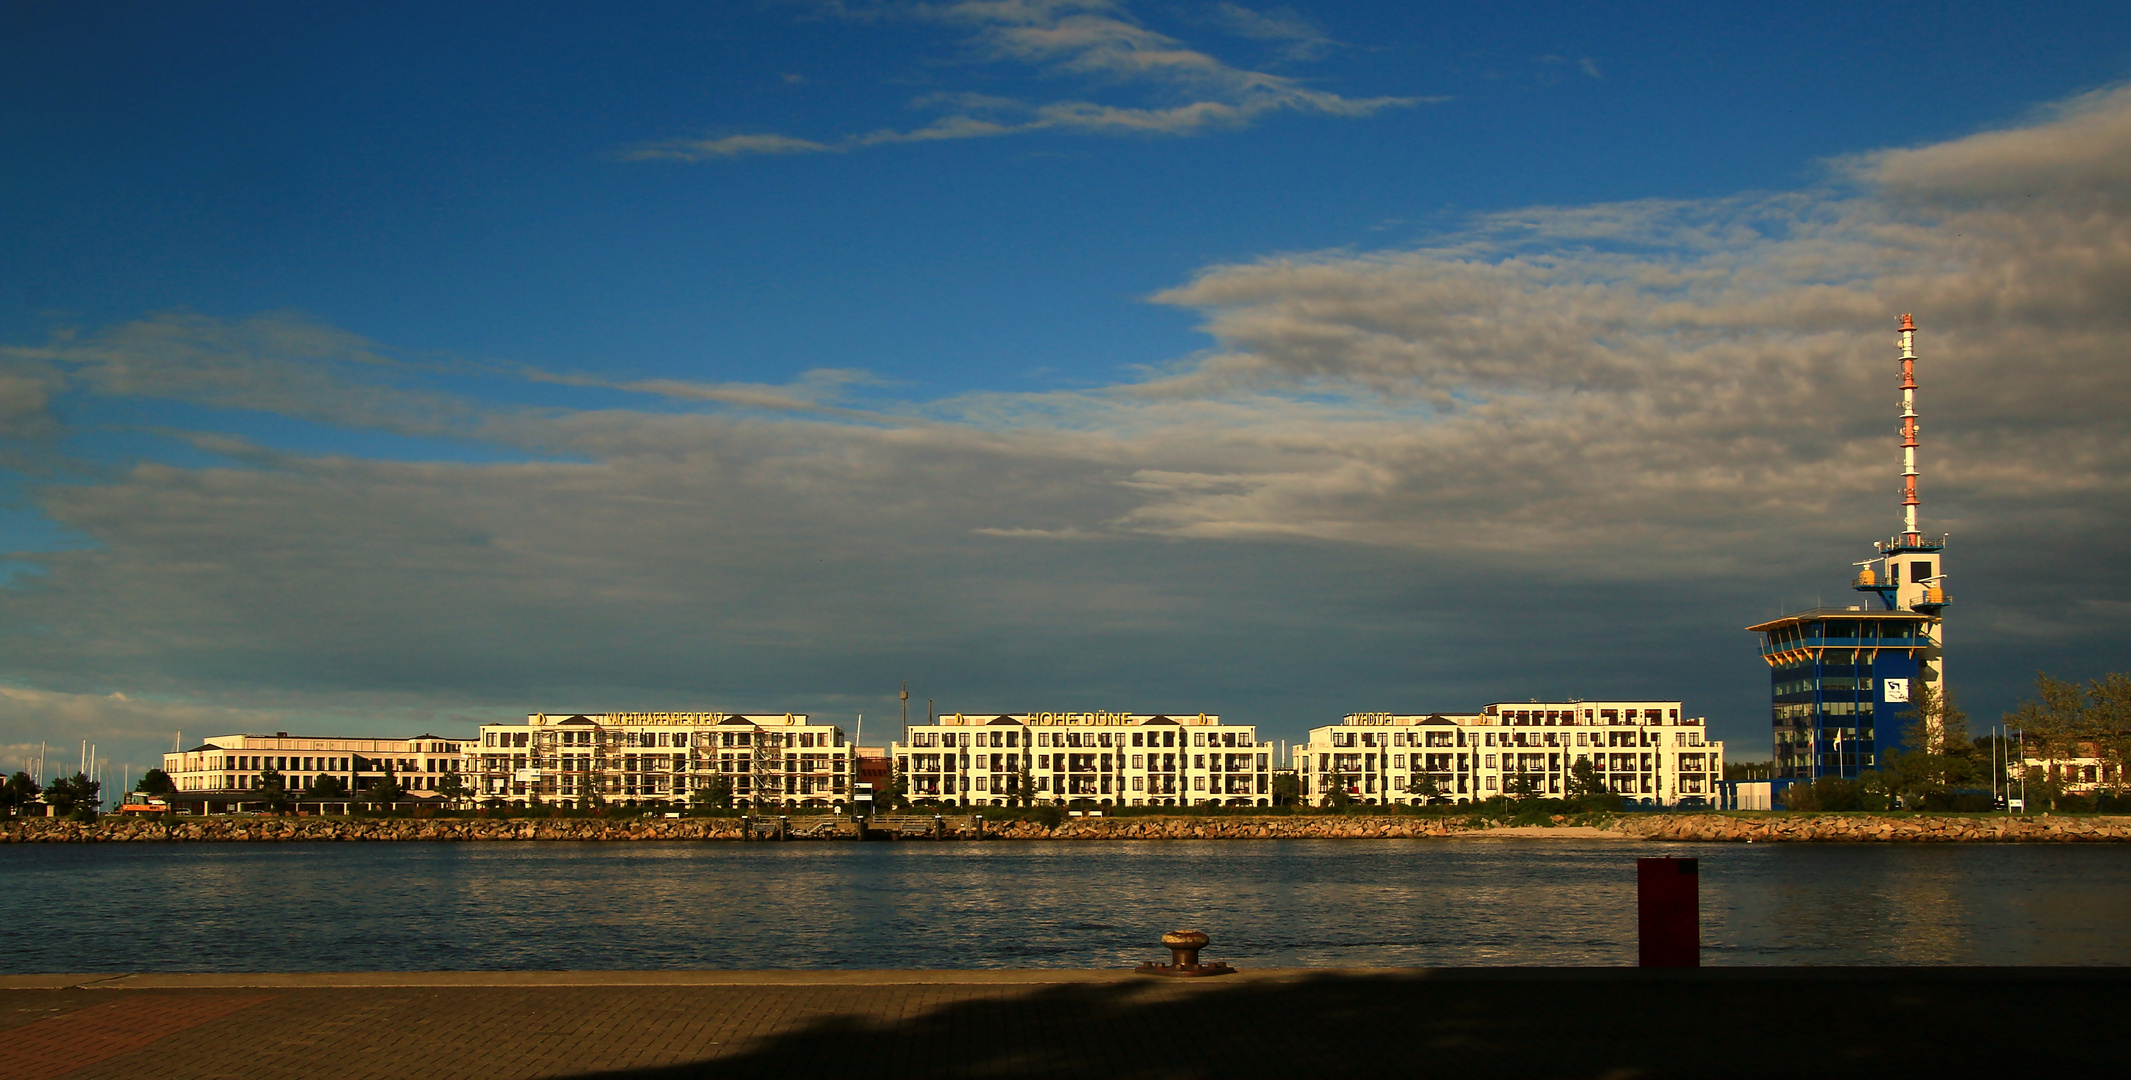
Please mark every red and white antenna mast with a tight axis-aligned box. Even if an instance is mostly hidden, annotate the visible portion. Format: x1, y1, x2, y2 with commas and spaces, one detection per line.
1897, 313, 1920, 545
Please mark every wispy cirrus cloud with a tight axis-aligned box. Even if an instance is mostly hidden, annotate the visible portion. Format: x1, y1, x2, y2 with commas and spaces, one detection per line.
625, 1, 1424, 161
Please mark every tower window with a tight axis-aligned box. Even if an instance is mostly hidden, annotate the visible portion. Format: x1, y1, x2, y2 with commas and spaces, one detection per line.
1911, 561, 1932, 583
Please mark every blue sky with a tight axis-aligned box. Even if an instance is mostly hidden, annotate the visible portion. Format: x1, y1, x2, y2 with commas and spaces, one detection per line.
5, 1, 2131, 779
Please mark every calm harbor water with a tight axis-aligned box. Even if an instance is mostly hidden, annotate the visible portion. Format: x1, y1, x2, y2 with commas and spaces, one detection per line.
5, 839, 2127, 972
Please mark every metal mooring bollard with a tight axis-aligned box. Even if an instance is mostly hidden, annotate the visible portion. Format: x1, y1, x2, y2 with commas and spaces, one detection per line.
1637, 857, 1699, 967
1135, 930, 1235, 977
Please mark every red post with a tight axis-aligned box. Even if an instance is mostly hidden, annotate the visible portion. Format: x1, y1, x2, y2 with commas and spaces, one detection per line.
1637, 857, 1699, 967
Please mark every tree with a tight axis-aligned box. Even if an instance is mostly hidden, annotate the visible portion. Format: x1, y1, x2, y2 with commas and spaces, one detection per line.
437, 771, 469, 809
312, 773, 349, 799
691, 774, 733, 813
136, 768, 176, 796
1322, 774, 1354, 809
2006, 673, 2097, 810
1886, 683, 1974, 807
1505, 770, 1540, 800
1, 772, 41, 817
45, 772, 100, 818
1270, 772, 1301, 806
1408, 773, 1441, 802
362, 772, 405, 810
888, 762, 911, 811
1566, 758, 1608, 800
256, 767, 293, 813
2088, 672, 2131, 795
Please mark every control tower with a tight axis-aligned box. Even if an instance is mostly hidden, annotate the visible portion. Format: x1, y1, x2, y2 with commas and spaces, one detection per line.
1746, 315, 1949, 782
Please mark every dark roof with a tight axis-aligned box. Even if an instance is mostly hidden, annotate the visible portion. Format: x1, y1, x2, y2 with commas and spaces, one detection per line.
1142, 716, 1178, 725
556, 716, 597, 726
719, 715, 755, 726
1744, 607, 1935, 632
1420, 714, 1455, 725
986, 715, 1020, 726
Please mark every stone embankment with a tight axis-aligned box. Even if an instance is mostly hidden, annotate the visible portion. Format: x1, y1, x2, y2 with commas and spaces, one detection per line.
5, 813, 2129, 843
0, 817, 748, 843
1615, 812, 2131, 843
982, 816, 1475, 841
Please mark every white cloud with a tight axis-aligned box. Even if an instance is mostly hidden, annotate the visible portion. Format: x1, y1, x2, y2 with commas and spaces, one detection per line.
626, 1, 1421, 161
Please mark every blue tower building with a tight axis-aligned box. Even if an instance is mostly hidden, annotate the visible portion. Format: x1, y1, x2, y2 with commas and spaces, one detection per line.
1747, 315, 1948, 782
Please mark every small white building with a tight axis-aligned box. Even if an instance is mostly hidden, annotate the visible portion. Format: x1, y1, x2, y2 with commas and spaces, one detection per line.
894, 711, 1273, 808
470, 711, 851, 809
2020, 750, 2122, 796
1295, 700, 1725, 807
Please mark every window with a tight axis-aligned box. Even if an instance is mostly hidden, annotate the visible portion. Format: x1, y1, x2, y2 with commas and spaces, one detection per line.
1131, 755, 1143, 769
1911, 561, 1932, 583
1485, 755, 1496, 768
1131, 733, 1143, 746
1193, 733, 1206, 747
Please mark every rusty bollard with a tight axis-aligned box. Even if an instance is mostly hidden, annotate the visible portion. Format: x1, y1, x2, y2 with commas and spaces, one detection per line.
1134, 929, 1235, 977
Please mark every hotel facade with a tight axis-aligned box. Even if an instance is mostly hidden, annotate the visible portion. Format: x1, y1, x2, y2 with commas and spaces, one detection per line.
160, 732, 468, 813
892, 711, 1274, 807
470, 712, 852, 809
1294, 700, 1725, 807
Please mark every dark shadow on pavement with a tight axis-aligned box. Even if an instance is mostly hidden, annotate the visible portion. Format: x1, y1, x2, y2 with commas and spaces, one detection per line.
559, 968, 2131, 1080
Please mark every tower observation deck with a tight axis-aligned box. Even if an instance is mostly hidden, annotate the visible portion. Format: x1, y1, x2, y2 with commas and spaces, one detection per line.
1745, 315, 1948, 783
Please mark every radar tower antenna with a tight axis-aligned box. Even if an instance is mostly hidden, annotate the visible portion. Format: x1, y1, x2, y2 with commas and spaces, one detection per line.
1898, 313, 1921, 546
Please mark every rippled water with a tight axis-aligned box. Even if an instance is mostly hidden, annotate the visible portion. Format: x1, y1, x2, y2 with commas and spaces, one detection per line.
5, 839, 2127, 971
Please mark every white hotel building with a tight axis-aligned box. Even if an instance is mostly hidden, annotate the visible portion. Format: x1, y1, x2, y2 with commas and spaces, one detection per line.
161, 732, 468, 813
1297, 700, 1725, 807
893, 711, 1274, 807
471, 712, 851, 809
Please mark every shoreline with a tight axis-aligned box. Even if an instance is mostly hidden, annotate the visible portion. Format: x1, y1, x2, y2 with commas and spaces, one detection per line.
5, 813, 2129, 844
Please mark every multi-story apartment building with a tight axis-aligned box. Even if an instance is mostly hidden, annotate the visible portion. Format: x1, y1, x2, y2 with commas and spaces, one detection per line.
161, 732, 467, 813
893, 711, 1273, 807
1295, 701, 1724, 807
470, 712, 850, 809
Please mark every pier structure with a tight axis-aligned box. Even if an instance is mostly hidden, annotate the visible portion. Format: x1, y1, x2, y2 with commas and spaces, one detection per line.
1746, 315, 1949, 785
1293, 701, 1723, 807
892, 712, 1273, 807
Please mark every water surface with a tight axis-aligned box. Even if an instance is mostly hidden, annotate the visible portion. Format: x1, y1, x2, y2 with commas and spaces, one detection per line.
6, 840, 2125, 971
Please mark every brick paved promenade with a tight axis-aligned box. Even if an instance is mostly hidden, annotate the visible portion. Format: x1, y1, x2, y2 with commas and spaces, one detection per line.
4, 968, 2126, 1079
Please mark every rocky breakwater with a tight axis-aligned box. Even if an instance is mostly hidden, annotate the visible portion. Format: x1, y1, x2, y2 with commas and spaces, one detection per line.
0, 817, 751, 843
982, 815, 1481, 840
1619, 813, 2131, 843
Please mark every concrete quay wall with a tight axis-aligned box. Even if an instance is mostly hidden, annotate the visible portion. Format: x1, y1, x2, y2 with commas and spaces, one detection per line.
4, 813, 2129, 843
